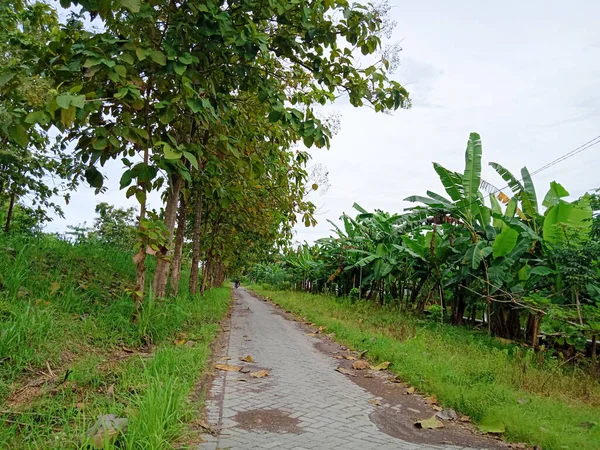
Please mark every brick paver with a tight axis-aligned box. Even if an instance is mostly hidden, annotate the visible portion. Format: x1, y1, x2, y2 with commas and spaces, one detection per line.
199, 288, 485, 450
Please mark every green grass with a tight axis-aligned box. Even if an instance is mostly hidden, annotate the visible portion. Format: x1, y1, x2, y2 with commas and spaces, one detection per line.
252, 286, 600, 450
0, 233, 230, 448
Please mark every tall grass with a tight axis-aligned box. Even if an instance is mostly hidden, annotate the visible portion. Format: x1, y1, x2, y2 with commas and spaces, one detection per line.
254, 287, 600, 450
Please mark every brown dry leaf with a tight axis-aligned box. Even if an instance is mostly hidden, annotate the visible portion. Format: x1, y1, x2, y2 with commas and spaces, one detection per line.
174, 339, 186, 346
358, 350, 368, 359
250, 370, 269, 378
370, 361, 391, 371
364, 373, 374, 378
352, 360, 370, 370
218, 356, 232, 361
239, 355, 253, 363
342, 354, 357, 361
215, 364, 242, 372
334, 355, 344, 359
414, 415, 444, 429
432, 405, 443, 411
460, 415, 470, 423
76, 402, 86, 409
306, 333, 318, 337
106, 385, 115, 397
327, 332, 336, 338
368, 399, 382, 406
317, 326, 327, 333
406, 386, 415, 394
387, 376, 402, 384
121, 346, 134, 353
425, 394, 438, 405
335, 367, 356, 377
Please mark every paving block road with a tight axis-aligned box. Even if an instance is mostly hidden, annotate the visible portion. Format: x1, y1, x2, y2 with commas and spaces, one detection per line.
199, 288, 497, 450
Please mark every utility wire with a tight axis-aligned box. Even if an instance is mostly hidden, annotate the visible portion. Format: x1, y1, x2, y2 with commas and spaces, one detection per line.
476, 134, 600, 202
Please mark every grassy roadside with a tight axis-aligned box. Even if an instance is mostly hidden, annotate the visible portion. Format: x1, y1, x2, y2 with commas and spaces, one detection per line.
251, 286, 600, 450
0, 234, 231, 448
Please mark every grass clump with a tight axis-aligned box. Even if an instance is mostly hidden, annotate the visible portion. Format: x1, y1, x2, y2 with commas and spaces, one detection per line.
253, 287, 600, 450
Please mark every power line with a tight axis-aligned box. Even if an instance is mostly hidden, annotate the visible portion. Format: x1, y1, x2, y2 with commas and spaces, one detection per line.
480, 134, 600, 201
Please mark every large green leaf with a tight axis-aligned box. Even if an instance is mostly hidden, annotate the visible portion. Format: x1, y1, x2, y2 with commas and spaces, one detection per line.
489, 194, 503, 228
433, 163, 462, 202
542, 181, 569, 208
463, 132, 483, 210
489, 162, 523, 196
543, 201, 573, 245
492, 224, 519, 258
8, 124, 28, 147
520, 167, 538, 216
404, 195, 449, 209
465, 240, 492, 270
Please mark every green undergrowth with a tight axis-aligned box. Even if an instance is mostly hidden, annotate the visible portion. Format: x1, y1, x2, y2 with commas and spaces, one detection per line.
252, 286, 600, 450
0, 233, 230, 448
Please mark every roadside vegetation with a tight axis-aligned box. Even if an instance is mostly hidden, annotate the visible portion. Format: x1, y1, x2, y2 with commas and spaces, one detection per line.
249, 133, 600, 449
253, 287, 600, 450
0, 231, 230, 448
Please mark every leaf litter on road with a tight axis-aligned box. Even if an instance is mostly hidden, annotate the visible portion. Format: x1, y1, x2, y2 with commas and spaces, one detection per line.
215, 364, 242, 372
250, 370, 269, 378
414, 415, 444, 429
335, 367, 356, 377
352, 360, 369, 370
239, 355, 253, 362
370, 361, 391, 371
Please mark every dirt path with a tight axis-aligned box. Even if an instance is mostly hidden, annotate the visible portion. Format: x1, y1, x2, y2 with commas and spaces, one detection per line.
199, 288, 506, 450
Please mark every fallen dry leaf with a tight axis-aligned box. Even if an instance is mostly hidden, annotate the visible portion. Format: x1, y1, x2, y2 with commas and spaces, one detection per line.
218, 356, 232, 360
342, 354, 357, 361
250, 370, 269, 378
239, 355, 253, 363
358, 350, 368, 359
459, 415, 470, 423
318, 326, 327, 333
368, 399, 382, 406
370, 361, 391, 371
425, 394, 438, 405
121, 346, 134, 353
406, 386, 415, 394
174, 339, 186, 346
334, 355, 344, 359
432, 405, 443, 411
215, 364, 242, 372
414, 415, 444, 429
352, 360, 370, 370
306, 333, 318, 337
335, 367, 356, 377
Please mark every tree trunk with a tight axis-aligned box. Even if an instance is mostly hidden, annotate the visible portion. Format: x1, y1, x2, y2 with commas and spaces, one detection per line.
152, 174, 183, 298
169, 195, 187, 297
132, 143, 150, 314
531, 315, 539, 349
4, 185, 16, 233
591, 335, 597, 361
189, 190, 203, 295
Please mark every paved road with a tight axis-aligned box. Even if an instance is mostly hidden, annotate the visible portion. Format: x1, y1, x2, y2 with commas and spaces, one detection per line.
199, 288, 489, 450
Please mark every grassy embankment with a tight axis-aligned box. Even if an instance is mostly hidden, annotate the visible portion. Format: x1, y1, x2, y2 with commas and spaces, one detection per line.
252, 286, 600, 450
0, 233, 229, 449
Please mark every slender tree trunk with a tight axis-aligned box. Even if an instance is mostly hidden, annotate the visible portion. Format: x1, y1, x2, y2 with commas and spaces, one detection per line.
169, 195, 187, 297
4, 185, 16, 233
152, 174, 183, 298
591, 335, 597, 361
189, 190, 203, 295
132, 144, 149, 313
531, 315, 539, 349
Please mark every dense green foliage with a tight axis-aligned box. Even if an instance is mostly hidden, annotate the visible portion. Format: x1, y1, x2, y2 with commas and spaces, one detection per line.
254, 287, 600, 450
252, 133, 600, 356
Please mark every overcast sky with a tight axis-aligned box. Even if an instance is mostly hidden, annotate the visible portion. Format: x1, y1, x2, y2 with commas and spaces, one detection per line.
48, 0, 600, 243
